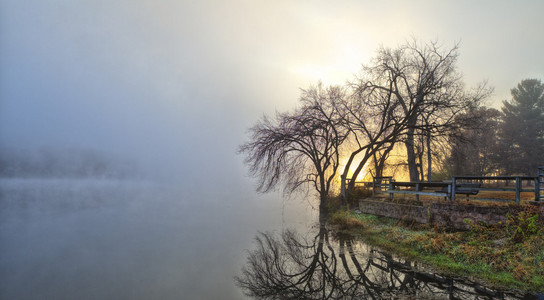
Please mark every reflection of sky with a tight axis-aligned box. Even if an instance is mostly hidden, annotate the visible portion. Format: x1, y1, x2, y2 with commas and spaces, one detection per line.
1, 0, 543, 181
0, 178, 318, 299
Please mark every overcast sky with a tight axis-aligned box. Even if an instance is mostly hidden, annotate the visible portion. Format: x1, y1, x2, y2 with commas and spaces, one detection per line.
1, 0, 543, 181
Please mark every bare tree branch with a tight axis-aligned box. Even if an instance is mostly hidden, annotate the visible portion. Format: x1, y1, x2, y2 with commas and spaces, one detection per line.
239, 83, 349, 210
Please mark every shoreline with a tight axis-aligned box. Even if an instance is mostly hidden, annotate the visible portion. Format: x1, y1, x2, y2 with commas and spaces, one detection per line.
329, 208, 544, 295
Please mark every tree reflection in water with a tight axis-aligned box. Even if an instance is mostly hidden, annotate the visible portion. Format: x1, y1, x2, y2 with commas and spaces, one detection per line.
236, 221, 533, 300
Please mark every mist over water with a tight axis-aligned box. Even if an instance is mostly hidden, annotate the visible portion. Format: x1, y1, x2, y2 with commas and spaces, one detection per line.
0, 177, 318, 299
2, 177, 539, 299
2, 1, 543, 299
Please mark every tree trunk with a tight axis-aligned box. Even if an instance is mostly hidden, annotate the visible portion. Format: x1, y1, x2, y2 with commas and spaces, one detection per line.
340, 172, 347, 205
347, 150, 373, 194
418, 151, 424, 181
426, 130, 432, 182
318, 170, 329, 218
405, 127, 419, 181
372, 151, 380, 179
319, 192, 328, 220
340, 149, 364, 201
375, 143, 394, 179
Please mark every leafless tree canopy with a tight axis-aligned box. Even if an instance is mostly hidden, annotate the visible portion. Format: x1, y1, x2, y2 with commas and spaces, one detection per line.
241, 39, 543, 204
363, 40, 489, 180
339, 39, 491, 186
239, 84, 349, 205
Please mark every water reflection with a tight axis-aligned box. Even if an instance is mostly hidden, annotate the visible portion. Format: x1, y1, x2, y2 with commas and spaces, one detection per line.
237, 220, 536, 299
1, 178, 300, 299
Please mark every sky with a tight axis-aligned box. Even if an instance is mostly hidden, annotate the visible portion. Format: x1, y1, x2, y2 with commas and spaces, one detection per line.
1, 0, 543, 182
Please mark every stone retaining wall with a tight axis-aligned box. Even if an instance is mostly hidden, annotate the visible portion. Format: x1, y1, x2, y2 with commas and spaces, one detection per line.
430, 203, 508, 230
358, 200, 429, 224
359, 199, 513, 230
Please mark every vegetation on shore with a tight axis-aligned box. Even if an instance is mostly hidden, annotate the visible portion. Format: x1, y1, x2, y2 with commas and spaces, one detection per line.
329, 206, 544, 293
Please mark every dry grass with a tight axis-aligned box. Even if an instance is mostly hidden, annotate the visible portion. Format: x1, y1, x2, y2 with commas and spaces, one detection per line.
329, 207, 544, 292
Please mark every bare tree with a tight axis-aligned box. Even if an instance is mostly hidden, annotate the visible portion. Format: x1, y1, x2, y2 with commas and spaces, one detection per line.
370, 143, 395, 180
241, 40, 491, 205
339, 59, 417, 198
413, 82, 491, 181
239, 83, 349, 213
344, 39, 490, 184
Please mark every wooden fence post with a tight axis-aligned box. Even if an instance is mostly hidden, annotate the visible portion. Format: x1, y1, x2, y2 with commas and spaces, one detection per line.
388, 179, 394, 200
372, 178, 376, 197
515, 177, 521, 204
536, 176, 541, 201
451, 177, 456, 202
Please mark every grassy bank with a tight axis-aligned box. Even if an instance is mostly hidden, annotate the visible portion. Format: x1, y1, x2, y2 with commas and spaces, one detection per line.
329, 207, 544, 293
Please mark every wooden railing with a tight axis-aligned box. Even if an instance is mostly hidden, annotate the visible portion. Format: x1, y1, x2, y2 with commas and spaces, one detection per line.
386, 181, 450, 200
366, 175, 542, 204
450, 176, 539, 203
372, 177, 393, 197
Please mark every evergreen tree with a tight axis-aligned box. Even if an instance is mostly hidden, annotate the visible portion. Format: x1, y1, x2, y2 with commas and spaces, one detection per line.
498, 78, 544, 175
448, 107, 502, 176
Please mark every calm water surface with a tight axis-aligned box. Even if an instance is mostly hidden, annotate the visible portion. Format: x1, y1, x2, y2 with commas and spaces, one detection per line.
0, 178, 316, 299
0, 179, 538, 299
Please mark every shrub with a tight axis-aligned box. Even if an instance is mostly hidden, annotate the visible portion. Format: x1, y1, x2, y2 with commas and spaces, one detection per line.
506, 206, 540, 243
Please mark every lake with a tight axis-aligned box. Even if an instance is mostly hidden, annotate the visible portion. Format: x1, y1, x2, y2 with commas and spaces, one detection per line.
0, 178, 317, 299
0, 178, 536, 299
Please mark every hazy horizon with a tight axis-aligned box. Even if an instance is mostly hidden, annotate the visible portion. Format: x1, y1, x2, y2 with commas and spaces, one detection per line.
1, 0, 543, 184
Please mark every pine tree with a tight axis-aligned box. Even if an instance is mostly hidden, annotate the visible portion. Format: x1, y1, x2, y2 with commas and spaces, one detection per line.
499, 79, 544, 175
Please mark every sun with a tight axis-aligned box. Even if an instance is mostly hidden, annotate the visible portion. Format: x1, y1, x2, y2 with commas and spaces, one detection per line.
338, 157, 371, 184
289, 45, 367, 85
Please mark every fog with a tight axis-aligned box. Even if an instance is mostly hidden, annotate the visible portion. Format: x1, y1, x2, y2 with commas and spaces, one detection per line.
1, 1, 543, 299
1, 1, 543, 176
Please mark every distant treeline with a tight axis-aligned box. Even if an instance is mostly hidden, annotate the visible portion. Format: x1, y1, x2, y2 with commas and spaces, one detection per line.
444, 78, 544, 178
0, 148, 139, 179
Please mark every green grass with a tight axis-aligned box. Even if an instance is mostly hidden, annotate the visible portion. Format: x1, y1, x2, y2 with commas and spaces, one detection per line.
329, 208, 544, 293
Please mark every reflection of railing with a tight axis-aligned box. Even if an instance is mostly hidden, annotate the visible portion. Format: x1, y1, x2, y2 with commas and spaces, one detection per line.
366, 249, 516, 299
371, 175, 542, 203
